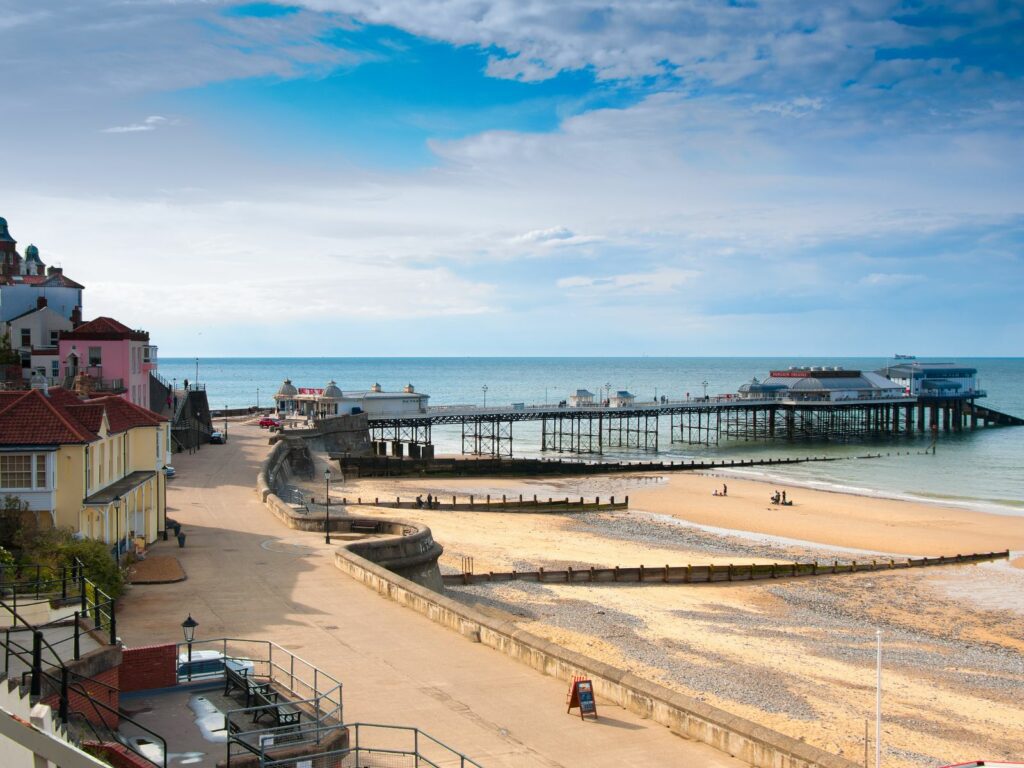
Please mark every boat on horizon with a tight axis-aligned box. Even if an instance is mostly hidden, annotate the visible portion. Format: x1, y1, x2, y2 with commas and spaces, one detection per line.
894, 353, 916, 360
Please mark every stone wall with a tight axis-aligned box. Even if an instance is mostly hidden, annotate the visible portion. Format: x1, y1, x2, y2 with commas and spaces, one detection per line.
311, 413, 372, 456
333, 548, 860, 768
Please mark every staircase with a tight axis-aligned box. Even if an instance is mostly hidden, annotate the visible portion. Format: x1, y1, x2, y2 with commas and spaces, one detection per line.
0, 561, 167, 768
964, 402, 1024, 426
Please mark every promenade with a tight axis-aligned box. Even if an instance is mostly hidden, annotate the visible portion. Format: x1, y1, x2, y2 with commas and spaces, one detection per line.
116, 423, 749, 767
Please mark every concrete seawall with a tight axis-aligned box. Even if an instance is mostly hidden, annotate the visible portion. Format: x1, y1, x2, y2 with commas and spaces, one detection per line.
333, 546, 859, 768
258, 439, 444, 591
260, 438, 859, 768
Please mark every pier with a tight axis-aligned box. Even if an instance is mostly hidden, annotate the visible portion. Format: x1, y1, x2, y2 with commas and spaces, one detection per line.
367, 393, 1020, 457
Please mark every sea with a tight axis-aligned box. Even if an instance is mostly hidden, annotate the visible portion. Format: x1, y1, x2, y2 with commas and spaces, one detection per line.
161, 357, 1024, 516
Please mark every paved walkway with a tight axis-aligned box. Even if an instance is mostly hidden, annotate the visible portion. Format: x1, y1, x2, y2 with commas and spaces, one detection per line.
117, 425, 750, 767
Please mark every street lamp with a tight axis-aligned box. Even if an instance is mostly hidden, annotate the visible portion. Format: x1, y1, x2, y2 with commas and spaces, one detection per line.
113, 495, 121, 567
604, 382, 612, 406
224, 404, 228, 440
702, 380, 709, 400
181, 614, 198, 681
256, 386, 260, 410
324, 468, 332, 544
482, 385, 488, 408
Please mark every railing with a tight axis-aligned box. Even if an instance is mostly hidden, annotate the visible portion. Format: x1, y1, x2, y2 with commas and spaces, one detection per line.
175, 637, 343, 721
345, 722, 484, 768
0, 564, 167, 768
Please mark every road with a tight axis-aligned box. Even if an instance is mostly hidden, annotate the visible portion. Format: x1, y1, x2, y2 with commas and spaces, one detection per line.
117, 423, 750, 767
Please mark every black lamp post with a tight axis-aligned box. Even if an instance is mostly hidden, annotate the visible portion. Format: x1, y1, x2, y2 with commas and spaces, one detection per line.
181, 614, 198, 681
324, 468, 332, 544
113, 495, 121, 567
224, 403, 228, 441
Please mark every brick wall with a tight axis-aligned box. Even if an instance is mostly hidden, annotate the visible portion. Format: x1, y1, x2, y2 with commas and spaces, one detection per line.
120, 644, 177, 691
45, 666, 121, 728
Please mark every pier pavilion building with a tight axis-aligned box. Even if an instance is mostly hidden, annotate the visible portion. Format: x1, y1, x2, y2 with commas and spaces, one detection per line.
737, 367, 904, 402
274, 380, 429, 419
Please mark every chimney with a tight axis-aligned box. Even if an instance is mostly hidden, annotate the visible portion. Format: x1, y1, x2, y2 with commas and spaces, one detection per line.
47, 266, 63, 277
36, 296, 47, 309
71, 306, 82, 326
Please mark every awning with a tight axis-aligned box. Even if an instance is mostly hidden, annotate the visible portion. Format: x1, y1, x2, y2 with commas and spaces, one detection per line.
83, 470, 157, 505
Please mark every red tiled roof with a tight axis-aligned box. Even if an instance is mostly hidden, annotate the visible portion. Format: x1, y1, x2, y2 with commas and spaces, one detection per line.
0, 390, 97, 445
85, 395, 167, 429
0, 388, 165, 446
0, 273, 85, 289
62, 316, 148, 342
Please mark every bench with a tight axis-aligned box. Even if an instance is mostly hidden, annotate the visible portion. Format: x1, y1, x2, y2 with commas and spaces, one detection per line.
224, 665, 272, 708
251, 686, 301, 729
349, 521, 379, 534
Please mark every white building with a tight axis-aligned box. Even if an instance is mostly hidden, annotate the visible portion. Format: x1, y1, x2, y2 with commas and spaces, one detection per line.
737, 367, 906, 402
274, 380, 429, 419
880, 362, 983, 399
2, 300, 74, 382
568, 389, 595, 407
609, 390, 635, 408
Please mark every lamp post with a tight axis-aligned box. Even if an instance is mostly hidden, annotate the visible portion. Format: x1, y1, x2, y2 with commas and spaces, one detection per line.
256, 386, 260, 410
113, 495, 121, 567
702, 380, 709, 400
224, 404, 228, 440
324, 468, 332, 544
604, 382, 612, 407
181, 614, 198, 681
194, 357, 199, 388
482, 385, 488, 408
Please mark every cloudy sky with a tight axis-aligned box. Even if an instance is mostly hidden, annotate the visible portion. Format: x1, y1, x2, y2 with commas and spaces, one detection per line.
2, 1, 1022, 356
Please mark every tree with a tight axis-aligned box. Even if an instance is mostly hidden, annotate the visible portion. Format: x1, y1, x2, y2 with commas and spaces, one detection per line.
0, 495, 30, 553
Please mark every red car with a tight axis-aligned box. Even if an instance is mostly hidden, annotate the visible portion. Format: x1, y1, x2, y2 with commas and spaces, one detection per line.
258, 416, 282, 428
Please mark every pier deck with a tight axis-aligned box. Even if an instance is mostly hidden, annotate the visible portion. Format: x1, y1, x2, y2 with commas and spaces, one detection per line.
364, 393, 1008, 457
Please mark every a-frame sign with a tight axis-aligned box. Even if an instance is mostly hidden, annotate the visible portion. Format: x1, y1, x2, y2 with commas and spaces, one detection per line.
567, 677, 598, 720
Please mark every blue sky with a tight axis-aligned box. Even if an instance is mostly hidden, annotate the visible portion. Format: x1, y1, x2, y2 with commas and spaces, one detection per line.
0, 0, 1021, 356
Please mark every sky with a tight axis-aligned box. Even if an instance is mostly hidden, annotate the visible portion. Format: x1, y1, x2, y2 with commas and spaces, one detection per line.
1, 0, 1022, 356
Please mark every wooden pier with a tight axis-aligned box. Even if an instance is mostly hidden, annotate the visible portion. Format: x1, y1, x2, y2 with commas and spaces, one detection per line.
367, 394, 1021, 457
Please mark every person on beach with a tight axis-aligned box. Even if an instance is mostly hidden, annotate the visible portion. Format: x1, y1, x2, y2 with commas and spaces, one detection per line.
722, 483, 728, 496
782, 490, 787, 504
426, 493, 433, 508
416, 495, 423, 509
771, 491, 780, 504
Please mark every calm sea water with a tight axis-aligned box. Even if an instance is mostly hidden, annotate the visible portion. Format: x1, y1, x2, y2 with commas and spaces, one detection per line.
162, 357, 1024, 514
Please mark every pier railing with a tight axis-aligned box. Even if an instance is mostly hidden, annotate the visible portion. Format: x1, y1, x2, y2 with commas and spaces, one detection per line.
443, 550, 1010, 587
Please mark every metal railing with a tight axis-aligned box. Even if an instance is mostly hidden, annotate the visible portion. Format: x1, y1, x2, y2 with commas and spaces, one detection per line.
0, 564, 167, 768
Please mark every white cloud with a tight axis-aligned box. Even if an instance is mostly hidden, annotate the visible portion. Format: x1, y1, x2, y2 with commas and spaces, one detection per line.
557, 268, 698, 296
102, 115, 176, 134
860, 272, 925, 287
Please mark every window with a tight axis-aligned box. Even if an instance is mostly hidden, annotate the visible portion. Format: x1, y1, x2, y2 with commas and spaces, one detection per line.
0, 455, 32, 488
20, 329, 31, 348
49, 331, 59, 346
51, 360, 59, 378
35, 456, 46, 488
88, 346, 101, 366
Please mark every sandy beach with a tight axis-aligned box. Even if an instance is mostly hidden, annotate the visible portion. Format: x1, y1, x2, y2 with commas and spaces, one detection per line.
293, 457, 1024, 768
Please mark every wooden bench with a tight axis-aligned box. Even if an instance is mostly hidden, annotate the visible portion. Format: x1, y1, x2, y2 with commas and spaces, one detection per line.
349, 521, 379, 534
251, 686, 301, 729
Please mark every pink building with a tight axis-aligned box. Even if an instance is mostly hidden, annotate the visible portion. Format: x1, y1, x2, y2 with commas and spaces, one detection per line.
58, 316, 158, 408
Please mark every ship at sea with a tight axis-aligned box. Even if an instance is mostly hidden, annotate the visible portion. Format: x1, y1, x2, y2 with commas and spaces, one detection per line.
894, 353, 916, 360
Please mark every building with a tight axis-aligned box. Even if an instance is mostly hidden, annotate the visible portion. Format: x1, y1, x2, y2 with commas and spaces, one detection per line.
879, 362, 984, 400
0, 386, 169, 550
609, 390, 635, 408
1, 298, 74, 382
0, 217, 84, 325
273, 380, 429, 418
568, 389, 595, 407
58, 316, 158, 408
737, 367, 907, 402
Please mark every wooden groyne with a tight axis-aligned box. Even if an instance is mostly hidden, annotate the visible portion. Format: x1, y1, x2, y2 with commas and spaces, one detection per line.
330, 452, 892, 479
442, 550, 1010, 587
320, 494, 628, 514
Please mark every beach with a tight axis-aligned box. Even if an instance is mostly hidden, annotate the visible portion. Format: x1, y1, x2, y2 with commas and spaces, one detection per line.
297, 457, 1024, 768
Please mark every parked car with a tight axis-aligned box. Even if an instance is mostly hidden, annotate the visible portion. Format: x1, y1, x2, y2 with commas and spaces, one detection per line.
164, 466, 176, 478
209, 431, 225, 444
177, 649, 254, 681
258, 417, 281, 428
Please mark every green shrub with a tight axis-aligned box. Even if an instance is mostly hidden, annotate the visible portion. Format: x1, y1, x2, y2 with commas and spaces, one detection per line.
57, 540, 125, 599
